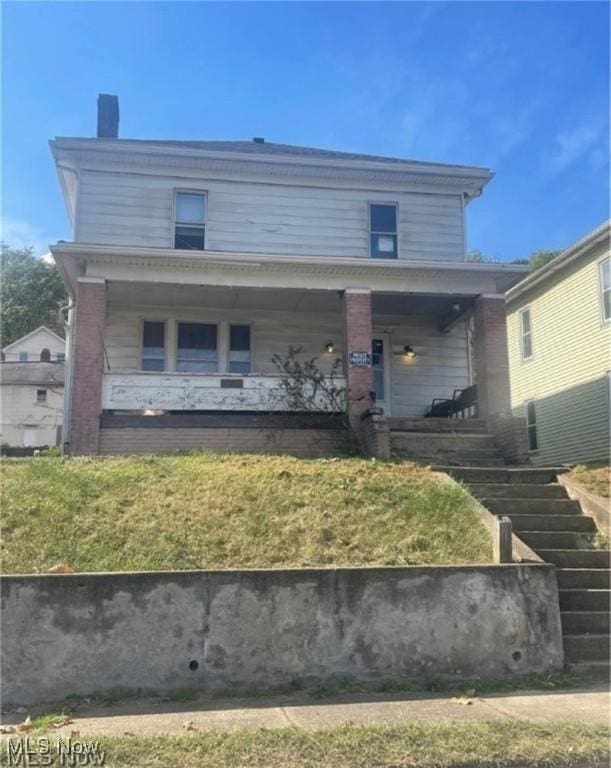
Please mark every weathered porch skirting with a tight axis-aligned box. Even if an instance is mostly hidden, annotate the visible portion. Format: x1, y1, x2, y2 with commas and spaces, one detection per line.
1, 564, 564, 706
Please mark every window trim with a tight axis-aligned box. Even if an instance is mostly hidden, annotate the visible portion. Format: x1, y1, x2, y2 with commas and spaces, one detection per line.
525, 399, 538, 452
368, 201, 399, 260
598, 256, 611, 325
519, 306, 533, 362
173, 189, 208, 251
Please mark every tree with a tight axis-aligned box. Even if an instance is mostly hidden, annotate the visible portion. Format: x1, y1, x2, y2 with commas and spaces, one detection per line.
1, 245, 68, 347
528, 249, 561, 270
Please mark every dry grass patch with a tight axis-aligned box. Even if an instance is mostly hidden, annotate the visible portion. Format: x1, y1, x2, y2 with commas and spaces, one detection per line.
1, 453, 492, 574
569, 464, 610, 498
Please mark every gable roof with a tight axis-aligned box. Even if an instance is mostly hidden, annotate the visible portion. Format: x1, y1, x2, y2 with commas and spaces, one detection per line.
506, 220, 610, 303
2, 325, 65, 353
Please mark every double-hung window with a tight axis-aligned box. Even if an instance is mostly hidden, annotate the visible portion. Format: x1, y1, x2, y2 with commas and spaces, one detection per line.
600, 257, 611, 322
36, 389, 47, 404
19, 352, 28, 362
177, 322, 217, 372
369, 203, 398, 259
526, 400, 538, 451
520, 307, 533, 361
229, 325, 251, 373
142, 321, 166, 371
174, 192, 206, 250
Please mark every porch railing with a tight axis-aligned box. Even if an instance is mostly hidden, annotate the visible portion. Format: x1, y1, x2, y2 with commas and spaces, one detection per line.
101, 371, 346, 412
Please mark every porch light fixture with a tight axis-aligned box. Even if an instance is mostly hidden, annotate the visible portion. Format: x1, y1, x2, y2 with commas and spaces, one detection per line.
325, 341, 335, 353
404, 345, 416, 358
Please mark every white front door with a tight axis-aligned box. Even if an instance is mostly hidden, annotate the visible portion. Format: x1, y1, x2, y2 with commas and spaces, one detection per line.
372, 332, 392, 415
22, 427, 38, 447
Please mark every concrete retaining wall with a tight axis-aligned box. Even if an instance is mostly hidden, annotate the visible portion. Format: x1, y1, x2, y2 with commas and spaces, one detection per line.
1, 565, 564, 706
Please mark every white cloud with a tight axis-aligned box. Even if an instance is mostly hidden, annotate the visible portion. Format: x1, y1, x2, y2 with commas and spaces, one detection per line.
549, 119, 607, 174
1, 218, 59, 258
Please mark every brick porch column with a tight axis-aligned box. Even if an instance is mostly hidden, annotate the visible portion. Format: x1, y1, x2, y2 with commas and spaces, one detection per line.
342, 289, 373, 430
473, 295, 511, 418
69, 278, 107, 455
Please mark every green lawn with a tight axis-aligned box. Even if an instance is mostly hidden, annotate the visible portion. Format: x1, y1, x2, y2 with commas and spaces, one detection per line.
0, 453, 491, 573
569, 464, 610, 498
2, 722, 607, 768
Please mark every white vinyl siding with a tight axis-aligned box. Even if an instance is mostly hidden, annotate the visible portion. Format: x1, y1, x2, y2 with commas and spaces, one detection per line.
76, 169, 466, 261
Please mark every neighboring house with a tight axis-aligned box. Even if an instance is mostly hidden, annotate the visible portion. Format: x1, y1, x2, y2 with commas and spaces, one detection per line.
49, 94, 529, 456
506, 221, 611, 466
0, 327, 66, 448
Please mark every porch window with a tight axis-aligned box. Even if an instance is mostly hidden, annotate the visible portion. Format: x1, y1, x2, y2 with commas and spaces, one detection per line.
520, 307, 533, 361
525, 400, 538, 451
174, 192, 206, 250
600, 257, 611, 322
142, 321, 166, 371
369, 203, 398, 259
177, 322, 217, 372
229, 325, 251, 374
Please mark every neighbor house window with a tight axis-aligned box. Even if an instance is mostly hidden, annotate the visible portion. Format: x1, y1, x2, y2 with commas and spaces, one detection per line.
369, 203, 398, 259
520, 307, 533, 361
526, 400, 538, 451
177, 322, 217, 372
229, 325, 251, 374
19, 352, 28, 362
36, 389, 47, 404
174, 192, 206, 250
600, 257, 611, 322
141, 321, 166, 371
56, 353, 65, 363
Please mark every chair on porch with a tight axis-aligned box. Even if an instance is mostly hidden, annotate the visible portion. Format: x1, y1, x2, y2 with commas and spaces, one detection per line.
425, 384, 478, 419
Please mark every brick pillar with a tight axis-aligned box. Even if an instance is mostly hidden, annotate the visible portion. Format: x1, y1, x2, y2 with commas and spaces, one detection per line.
342, 290, 373, 430
69, 278, 107, 455
473, 295, 511, 419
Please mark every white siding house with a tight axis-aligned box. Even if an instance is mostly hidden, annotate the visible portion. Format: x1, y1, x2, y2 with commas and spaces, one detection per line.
50, 95, 528, 456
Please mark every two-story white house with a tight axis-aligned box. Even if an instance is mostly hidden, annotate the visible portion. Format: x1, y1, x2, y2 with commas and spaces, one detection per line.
50, 95, 529, 459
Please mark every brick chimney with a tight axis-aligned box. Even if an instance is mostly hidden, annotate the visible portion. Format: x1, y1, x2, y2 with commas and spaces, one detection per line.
97, 94, 119, 138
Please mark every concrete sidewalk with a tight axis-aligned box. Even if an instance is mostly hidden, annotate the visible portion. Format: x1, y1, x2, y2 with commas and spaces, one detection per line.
4, 685, 609, 736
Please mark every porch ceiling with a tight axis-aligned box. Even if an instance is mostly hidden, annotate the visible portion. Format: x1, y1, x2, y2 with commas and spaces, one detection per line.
108, 282, 473, 317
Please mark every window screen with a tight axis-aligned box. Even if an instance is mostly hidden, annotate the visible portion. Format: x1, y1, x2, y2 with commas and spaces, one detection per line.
229, 325, 251, 374
142, 321, 165, 371
177, 322, 217, 372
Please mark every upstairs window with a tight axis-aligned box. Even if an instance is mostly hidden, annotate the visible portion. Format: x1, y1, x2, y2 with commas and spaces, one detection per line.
369, 203, 398, 259
520, 307, 533, 361
600, 257, 611, 322
177, 322, 217, 372
36, 389, 47, 404
56, 353, 65, 363
141, 321, 165, 371
174, 192, 206, 250
19, 352, 28, 362
229, 325, 251, 374
40, 348, 51, 362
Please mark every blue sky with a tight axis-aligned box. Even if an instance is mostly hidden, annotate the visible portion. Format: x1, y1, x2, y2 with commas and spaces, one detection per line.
2, 1, 609, 261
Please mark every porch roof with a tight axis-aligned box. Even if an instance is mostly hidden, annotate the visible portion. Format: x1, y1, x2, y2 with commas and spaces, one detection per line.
51, 242, 529, 298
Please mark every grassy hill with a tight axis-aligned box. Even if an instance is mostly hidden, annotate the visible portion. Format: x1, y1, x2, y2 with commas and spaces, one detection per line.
1, 453, 492, 574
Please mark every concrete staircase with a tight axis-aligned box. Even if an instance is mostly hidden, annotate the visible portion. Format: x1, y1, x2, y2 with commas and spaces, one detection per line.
445, 466, 611, 677
389, 418, 505, 466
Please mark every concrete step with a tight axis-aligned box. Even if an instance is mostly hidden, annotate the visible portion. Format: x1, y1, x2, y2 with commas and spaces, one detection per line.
481, 498, 582, 516
388, 418, 488, 433
518, 530, 594, 550
506, 514, 596, 532
557, 569, 611, 589
563, 634, 610, 662
391, 433, 497, 451
539, 550, 611, 568
397, 453, 505, 467
559, 590, 611, 612
566, 660, 611, 680
467, 483, 568, 499
561, 611, 611, 634
436, 467, 566, 484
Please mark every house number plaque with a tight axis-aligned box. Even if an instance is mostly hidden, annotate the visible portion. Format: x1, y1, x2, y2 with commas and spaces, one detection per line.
349, 351, 372, 368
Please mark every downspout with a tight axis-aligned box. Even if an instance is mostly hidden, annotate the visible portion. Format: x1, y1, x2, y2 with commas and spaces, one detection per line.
59, 301, 74, 452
